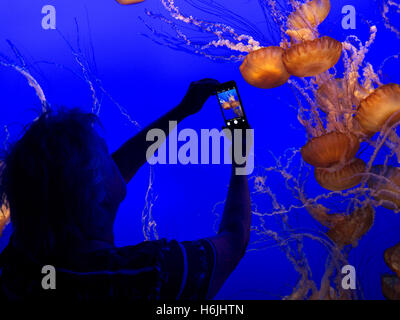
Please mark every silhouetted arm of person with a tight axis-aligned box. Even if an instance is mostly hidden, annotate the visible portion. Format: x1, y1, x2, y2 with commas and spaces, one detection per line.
112, 79, 220, 183
206, 127, 252, 299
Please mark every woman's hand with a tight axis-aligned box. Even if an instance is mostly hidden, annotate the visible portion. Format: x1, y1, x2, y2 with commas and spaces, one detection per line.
177, 78, 220, 118
112, 78, 220, 183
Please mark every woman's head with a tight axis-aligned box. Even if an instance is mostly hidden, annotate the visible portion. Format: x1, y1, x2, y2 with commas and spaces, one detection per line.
0, 108, 126, 259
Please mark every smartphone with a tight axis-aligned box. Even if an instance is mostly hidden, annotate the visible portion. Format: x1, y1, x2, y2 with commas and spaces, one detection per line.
216, 81, 248, 127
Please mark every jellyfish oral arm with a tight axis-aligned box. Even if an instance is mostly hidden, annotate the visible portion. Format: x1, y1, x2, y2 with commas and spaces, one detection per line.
342, 26, 378, 93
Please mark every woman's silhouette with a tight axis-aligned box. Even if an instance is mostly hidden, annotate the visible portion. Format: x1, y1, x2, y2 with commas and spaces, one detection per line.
0, 79, 251, 300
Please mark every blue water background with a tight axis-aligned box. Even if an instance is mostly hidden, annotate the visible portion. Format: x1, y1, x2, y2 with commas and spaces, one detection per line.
0, 0, 400, 299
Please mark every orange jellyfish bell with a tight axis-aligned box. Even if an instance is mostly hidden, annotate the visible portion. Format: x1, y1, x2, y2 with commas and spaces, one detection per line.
116, 0, 145, 4
222, 101, 231, 110
384, 242, 400, 278
381, 275, 400, 300
287, 0, 331, 30
301, 132, 360, 168
230, 100, 240, 108
0, 204, 10, 237
240, 46, 291, 89
382, 242, 400, 300
282, 36, 342, 77
356, 84, 400, 136
315, 158, 366, 191
326, 205, 374, 247
368, 165, 400, 210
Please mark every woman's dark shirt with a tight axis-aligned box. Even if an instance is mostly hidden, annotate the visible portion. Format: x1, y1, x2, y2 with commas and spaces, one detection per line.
0, 237, 216, 300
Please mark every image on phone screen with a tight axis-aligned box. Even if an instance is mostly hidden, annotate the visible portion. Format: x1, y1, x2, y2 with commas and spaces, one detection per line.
217, 87, 246, 126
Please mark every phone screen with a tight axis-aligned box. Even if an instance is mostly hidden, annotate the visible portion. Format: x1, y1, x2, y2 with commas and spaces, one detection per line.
216, 85, 246, 126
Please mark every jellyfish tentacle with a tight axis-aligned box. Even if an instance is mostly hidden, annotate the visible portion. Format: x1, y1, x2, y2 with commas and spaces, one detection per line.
0, 42, 47, 111
382, 0, 400, 38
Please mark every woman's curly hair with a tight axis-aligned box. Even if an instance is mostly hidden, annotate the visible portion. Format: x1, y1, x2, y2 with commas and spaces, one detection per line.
0, 108, 113, 261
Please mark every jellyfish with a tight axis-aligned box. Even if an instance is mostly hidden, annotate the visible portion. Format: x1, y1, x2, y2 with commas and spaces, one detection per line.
0, 204, 10, 237
315, 158, 366, 191
326, 205, 375, 247
282, 37, 342, 78
228, 96, 240, 108
142, 0, 267, 62
116, 0, 145, 4
355, 84, 400, 137
384, 242, 400, 277
282, 0, 342, 78
285, 0, 330, 43
222, 101, 231, 110
381, 242, 400, 300
230, 100, 241, 108
221, 96, 243, 117
0, 163, 9, 235
381, 274, 400, 300
306, 203, 374, 247
300, 132, 359, 168
240, 46, 291, 89
287, 0, 331, 30
368, 165, 400, 210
